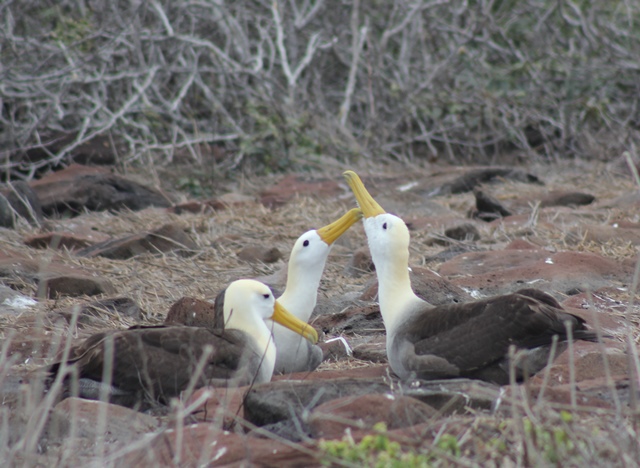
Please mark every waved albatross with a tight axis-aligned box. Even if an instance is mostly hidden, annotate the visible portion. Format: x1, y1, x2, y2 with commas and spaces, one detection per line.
214, 208, 362, 374
46, 279, 318, 406
343, 170, 598, 384
273, 207, 362, 373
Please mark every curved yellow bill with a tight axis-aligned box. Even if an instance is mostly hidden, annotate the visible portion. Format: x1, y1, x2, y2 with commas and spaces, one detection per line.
316, 208, 363, 245
342, 170, 386, 218
272, 301, 319, 344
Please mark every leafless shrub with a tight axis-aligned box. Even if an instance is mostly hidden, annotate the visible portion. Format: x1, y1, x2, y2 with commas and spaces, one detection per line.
1, 0, 639, 179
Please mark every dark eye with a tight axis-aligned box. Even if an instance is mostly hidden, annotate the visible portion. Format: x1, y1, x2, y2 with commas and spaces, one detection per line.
263, 294, 270, 299
382, 222, 388, 230
303, 240, 310, 247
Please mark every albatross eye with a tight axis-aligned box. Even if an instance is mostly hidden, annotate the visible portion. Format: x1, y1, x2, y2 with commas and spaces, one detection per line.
263, 293, 271, 299
382, 222, 388, 230
303, 240, 310, 247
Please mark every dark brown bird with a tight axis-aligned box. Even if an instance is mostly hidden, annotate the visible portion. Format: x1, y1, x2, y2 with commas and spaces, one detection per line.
46, 279, 317, 406
343, 170, 598, 384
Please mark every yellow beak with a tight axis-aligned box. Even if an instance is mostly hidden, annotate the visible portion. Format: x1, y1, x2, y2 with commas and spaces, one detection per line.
342, 171, 386, 218
316, 208, 363, 245
272, 301, 319, 344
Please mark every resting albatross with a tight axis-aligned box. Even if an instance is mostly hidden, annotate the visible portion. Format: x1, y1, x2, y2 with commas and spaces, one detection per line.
272, 207, 362, 373
46, 279, 318, 406
343, 170, 598, 384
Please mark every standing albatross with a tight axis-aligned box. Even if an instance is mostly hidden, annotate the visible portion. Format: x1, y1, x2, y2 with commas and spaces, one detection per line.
273, 207, 362, 373
343, 170, 598, 384
46, 279, 318, 406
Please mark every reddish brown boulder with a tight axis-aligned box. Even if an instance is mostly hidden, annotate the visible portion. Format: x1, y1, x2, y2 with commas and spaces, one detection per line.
30, 164, 170, 217
346, 246, 375, 276
237, 245, 282, 263
539, 191, 595, 207
0, 250, 115, 298
352, 336, 387, 363
440, 249, 632, 297
77, 223, 198, 259
185, 386, 247, 426
309, 393, 436, 439
43, 397, 159, 446
259, 174, 341, 208
116, 423, 316, 466
24, 231, 111, 251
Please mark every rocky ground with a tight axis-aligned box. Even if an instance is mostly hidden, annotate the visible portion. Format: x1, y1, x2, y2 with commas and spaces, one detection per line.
1, 159, 640, 466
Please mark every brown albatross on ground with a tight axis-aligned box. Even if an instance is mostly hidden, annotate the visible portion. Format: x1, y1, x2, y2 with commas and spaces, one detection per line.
46, 279, 318, 407
343, 170, 599, 384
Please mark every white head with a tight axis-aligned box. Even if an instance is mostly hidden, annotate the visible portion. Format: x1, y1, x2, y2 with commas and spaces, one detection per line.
363, 213, 411, 270
344, 171, 421, 333
288, 229, 332, 273
223, 279, 318, 344
279, 208, 362, 320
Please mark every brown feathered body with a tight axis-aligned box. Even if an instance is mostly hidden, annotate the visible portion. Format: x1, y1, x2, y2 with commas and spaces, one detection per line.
343, 170, 600, 385
390, 288, 597, 384
47, 326, 264, 406
44, 279, 318, 407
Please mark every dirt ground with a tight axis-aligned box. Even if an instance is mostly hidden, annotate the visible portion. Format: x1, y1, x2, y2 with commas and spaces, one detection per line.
2, 158, 640, 465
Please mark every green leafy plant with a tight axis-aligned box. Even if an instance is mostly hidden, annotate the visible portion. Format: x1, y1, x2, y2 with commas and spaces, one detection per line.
318, 422, 462, 467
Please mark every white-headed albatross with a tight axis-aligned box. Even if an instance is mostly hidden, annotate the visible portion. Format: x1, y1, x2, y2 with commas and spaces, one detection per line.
46, 279, 318, 406
343, 170, 598, 384
270, 208, 362, 373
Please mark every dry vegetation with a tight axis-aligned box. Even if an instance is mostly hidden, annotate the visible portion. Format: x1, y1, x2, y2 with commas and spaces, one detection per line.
1, 163, 640, 466
2, 0, 640, 466
1, 0, 640, 181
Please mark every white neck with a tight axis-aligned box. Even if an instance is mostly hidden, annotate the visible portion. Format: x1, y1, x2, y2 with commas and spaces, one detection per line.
277, 249, 326, 322
251, 320, 277, 379
364, 217, 424, 335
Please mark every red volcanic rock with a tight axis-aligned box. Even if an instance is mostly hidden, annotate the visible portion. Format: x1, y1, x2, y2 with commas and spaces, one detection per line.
527, 340, 628, 387
167, 200, 214, 215
0, 250, 115, 298
539, 191, 595, 207
352, 336, 387, 363
185, 386, 247, 426
259, 174, 341, 208
165, 297, 218, 328
561, 287, 631, 333
168, 193, 255, 214
346, 246, 375, 276
308, 393, 436, 439
115, 423, 315, 466
440, 249, 632, 297
30, 164, 170, 217
77, 223, 198, 259
44, 397, 159, 446
208, 192, 255, 210
236, 245, 282, 263
24, 231, 111, 251
318, 339, 352, 362
570, 223, 640, 246
504, 239, 540, 250
404, 215, 481, 233
313, 303, 381, 334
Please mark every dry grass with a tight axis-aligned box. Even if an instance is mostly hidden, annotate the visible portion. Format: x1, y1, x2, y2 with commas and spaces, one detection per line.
1, 161, 640, 465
